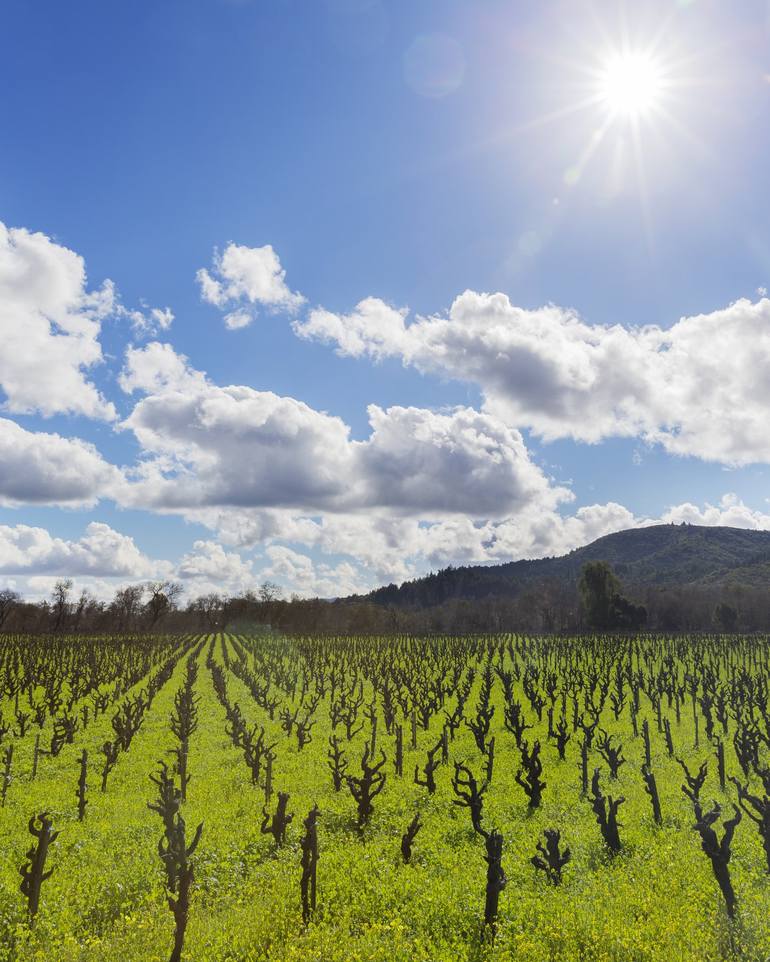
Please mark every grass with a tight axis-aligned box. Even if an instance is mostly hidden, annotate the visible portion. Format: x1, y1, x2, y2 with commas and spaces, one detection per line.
0, 632, 768, 962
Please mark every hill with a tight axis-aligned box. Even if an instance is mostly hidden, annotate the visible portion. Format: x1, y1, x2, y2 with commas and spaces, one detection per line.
358, 523, 770, 609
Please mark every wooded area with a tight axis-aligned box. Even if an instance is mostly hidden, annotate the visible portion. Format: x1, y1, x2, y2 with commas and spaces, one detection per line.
0, 563, 766, 635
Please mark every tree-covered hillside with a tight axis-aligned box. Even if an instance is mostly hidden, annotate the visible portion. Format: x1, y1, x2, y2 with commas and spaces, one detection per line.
360, 524, 770, 609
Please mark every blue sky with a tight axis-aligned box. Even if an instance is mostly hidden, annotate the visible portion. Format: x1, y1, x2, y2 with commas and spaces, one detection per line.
2, 0, 770, 600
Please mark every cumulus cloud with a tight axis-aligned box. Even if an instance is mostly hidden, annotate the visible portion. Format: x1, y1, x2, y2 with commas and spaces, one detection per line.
0, 418, 121, 507
112, 343, 629, 585
177, 500, 637, 588
120, 359, 564, 520
260, 545, 373, 598
6, 227, 769, 596
123, 384, 356, 510
0, 521, 161, 578
0, 522, 264, 601
119, 341, 208, 395
190, 508, 423, 585
176, 539, 255, 596
16, 576, 127, 603
295, 291, 770, 466
187, 493, 770, 594
356, 404, 565, 516
661, 493, 770, 529
0, 515, 370, 603
297, 297, 409, 360
0, 222, 116, 419
2, 494, 767, 603
197, 242, 305, 328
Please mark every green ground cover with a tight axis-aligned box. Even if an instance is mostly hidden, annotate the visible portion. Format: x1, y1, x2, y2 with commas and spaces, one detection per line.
0, 632, 769, 962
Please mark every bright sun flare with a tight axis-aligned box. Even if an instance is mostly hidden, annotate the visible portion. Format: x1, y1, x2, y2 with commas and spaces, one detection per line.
599, 52, 663, 117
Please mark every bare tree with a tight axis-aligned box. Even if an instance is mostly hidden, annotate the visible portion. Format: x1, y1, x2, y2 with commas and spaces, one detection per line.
259, 581, 282, 604
145, 581, 183, 628
187, 593, 224, 630
51, 580, 73, 631
110, 585, 145, 631
72, 589, 95, 631
0, 589, 20, 629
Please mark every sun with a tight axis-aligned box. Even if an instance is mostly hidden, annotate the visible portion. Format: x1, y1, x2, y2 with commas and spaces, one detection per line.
598, 51, 663, 118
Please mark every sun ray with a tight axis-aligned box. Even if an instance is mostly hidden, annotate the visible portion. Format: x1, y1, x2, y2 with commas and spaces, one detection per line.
629, 111, 656, 259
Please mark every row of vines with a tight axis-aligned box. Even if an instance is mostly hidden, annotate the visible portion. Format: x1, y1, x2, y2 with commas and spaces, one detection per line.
0, 631, 769, 961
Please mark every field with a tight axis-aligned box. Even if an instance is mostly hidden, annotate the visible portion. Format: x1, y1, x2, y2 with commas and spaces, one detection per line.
0, 632, 769, 962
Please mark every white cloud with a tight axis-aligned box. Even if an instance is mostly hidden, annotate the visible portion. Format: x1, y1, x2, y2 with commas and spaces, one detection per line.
0, 522, 261, 602
297, 297, 409, 360
117, 303, 175, 336
120, 367, 564, 520
0, 222, 116, 419
0, 418, 121, 507
0, 515, 369, 604
122, 384, 356, 510
0, 521, 162, 578
356, 404, 565, 517
222, 310, 252, 331
295, 290, 770, 466
179, 501, 635, 588
112, 345, 609, 584
193, 493, 770, 594
119, 341, 208, 395
192, 508, 420, 585
661, 493, 770, 529
17, 576, 125, 603
310, 502, 641, 582
484, 501, 642, 563
1, 494, 767, 602
197, 242, 305, 328
189, 507, 322, 553
5, 229, 770, 597
260, 545, 372, 598
176, 539, 255, 596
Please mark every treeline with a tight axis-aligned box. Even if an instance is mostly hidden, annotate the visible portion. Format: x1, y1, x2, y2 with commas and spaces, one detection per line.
2, 564, 770, 634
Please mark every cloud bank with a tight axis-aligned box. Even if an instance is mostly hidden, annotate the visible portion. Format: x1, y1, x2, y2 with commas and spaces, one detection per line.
120, 343, 565, 521
4, 222, 770, 598
296, 291, 770, 465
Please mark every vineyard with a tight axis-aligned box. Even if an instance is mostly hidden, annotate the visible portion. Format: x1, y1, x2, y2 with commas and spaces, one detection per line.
0, 633, 769, 961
